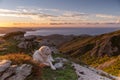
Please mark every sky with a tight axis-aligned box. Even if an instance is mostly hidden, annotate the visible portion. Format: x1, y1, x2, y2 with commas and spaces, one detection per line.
0, 0, 120, 28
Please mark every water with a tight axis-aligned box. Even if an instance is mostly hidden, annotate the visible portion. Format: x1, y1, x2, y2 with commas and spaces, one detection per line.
25, 28, 120, 36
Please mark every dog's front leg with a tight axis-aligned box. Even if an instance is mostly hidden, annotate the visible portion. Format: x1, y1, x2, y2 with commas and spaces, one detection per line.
49, 55, 55, 62
48, 59, 56, 70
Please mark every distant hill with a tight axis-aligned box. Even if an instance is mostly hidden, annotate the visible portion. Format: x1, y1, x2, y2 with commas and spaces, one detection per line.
59, 30, 120, 76
36, 34, 77, 47
0, 27, 34, 34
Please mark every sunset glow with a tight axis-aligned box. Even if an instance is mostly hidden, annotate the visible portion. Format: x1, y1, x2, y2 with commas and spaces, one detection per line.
0, 0, 120, 27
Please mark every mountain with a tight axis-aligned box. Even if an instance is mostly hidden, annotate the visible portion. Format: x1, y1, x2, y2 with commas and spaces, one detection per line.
1, 30, 120, 80
59, 30, 120, 76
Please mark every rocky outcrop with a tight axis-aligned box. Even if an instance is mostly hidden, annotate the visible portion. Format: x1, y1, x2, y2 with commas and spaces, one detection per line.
54, 57, 69, 69
0, 60, 32, 80
0, 60, 12, 72
3, 31, 25, 40
91, 34, 120, 57
18, 35, 38, 53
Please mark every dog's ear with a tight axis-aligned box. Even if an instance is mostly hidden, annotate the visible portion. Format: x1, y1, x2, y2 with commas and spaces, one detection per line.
40, 47, 45, 55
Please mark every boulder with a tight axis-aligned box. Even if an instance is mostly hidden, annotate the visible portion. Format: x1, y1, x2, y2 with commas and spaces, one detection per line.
0, 60, 12, 72
17, 38, 38, 53
0, 65, 17, 80
54, 62, 63, 69
54, 57, 69, 69
7, 64, 32, 80
0, 60, 32, 80
54, 57, 68, 63
24, 35, 36, 41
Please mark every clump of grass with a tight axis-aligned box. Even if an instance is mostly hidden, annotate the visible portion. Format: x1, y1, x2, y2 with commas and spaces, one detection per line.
42, 63, 78, 80
0, 53, 32, 65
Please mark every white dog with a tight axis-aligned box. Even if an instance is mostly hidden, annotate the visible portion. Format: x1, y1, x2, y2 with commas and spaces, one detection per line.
33, 46, 56, 70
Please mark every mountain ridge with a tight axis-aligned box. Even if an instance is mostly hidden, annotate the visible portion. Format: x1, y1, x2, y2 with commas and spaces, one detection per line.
59, 30, 120, 76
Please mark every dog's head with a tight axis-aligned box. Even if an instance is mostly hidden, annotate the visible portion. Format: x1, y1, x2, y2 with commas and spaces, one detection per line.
39, 46, 52, 56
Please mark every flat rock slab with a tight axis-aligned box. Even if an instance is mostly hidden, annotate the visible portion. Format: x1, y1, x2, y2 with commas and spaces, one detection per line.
0, 60, 32, 80
0, 60, 12, 72
72, 63, 116, 80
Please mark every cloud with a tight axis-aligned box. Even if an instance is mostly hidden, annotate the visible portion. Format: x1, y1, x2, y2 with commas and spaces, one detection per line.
95, 14, 118, 19
0, 8, 120, 26
61, 11, 90, 17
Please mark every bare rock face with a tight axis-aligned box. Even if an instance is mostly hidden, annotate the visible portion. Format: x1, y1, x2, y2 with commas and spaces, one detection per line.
0, 65, 17, 80
0, 60, 12, 72
7, 64, 32, 80
91, 34, 120, 57
0, 60, 32, 80
17, 35, 38, 53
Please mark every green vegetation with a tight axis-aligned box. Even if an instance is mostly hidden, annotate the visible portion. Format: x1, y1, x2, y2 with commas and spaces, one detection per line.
103, 56, 120, 76
42, 62, 77, 80
0, 39, 20, 54
41, 53, 78, 80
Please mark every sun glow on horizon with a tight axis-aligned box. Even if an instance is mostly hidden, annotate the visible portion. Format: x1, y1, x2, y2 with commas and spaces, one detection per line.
0, 7, 120, 28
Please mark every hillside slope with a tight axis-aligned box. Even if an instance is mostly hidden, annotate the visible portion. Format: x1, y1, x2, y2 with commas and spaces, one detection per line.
59, 30, 120, 76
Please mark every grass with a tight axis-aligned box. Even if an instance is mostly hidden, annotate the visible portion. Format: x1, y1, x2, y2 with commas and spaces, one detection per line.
41, 53, 78, 80
42, 62, 78, 80
102, 56, 120, 76
0, 53, 32, 65
0, 39, 20, 55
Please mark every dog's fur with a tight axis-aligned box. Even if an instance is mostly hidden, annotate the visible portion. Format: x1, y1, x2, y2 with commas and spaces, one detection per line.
33, 46, 56, 70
